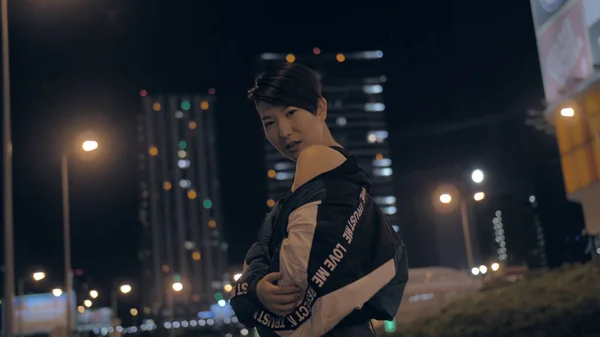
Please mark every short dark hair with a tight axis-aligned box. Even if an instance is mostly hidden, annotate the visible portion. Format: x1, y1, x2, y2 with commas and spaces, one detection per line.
248, 62, 322, 114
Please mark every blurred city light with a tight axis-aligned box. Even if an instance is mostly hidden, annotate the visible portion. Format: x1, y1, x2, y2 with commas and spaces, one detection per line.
172, 282, 183, 292
120, 284, 132, 294
560, 107, 575, 117
52, 288, 63, 297
439, 193, 452, 204
89, 290, 98, 299
82, 140, 98, 152
130, 308, 138, 316
471, 169, 484, 183
223, 284, 233, 292
233, 273, 242, 281
473, 192, 485, 201
491, 262, 500, 271
32, 272, 45, 281
471, 267, 480, 276
479, 265, 488, 274
77, 305, 85, 313
84, 299, 92, 308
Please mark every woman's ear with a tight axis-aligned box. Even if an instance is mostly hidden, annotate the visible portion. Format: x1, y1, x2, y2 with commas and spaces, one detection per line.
317, 97, 328, 122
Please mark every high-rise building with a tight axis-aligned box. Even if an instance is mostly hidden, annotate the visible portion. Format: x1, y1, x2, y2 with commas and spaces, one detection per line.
258, 50, 398, 229
137, 92, 227, 316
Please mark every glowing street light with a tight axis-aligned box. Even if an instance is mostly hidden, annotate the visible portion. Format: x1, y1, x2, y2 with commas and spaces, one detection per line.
81, 140, 99, 152
130, 308, 138, 317
491, 262, 500, 272
172, 282, 183, 292
471, 267, 480, 276
233, 273, 242, 282
471, 169, 484, 184
52, 288, 63, 297
120, 284, 132, 294
32, 271, 46, 281
560, 107, 575, 117
478, 265, 488, 274
439, 193, 452, 204
224, 284, 233, 292
473, 192, 485, 201
89, 290, 98, 299
83, 299, 92, 308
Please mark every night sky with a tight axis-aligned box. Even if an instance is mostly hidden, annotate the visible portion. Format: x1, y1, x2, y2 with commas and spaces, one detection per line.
1, 0, 586, 299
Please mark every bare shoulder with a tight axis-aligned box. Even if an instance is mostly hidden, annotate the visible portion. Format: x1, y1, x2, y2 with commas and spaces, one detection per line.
291, 145, 347, 192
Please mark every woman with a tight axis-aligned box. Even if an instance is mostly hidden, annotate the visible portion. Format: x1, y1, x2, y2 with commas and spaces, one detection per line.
230, 62, 408, 337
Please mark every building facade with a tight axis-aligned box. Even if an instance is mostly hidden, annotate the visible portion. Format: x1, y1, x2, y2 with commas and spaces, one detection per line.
258, 50, 398, 229
530, 0, 600, 259
137, 93, 228, 316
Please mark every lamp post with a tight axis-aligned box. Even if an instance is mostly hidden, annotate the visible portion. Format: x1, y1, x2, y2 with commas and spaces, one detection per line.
17, 272, 46, 336
111, 283, 132, 334
438, 169, 486, 270
62, 139, 99, 337
2, 0, 15, 335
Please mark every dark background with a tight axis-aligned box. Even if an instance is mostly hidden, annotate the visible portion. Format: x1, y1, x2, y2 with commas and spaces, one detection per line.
0, 0, 586, 297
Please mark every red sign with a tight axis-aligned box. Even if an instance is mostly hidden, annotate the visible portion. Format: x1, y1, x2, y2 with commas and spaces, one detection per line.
535, 0, 593, 104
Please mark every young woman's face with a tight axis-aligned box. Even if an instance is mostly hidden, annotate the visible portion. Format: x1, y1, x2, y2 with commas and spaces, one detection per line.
258, 100, 327, 161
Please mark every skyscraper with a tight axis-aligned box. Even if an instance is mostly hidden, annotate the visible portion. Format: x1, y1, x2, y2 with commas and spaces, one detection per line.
137, 92, 227, 315
258, 50, 398, 229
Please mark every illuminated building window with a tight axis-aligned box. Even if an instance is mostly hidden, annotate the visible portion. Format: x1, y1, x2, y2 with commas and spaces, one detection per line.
192, 251, 201, 261
275, 172, 294, 180
152, 102, 161, 111
200, 100, 209, 110
365, 103, 385, 112
267, 199, 275, 207
187, 190, 197, 200
163, 181, 172, 191
373, 157, 392, 167
267, 169, 276, 178
363, 84, 383, 94
373, 168, 393, 177
336, 117, 347, 126
336, 53, 346, 62
367, 130, 389, 144
149, 146, 159, 156
286, 54, 296, 63
189, 121, 197, 130
274, 162, 295, 170
381, 206, 397, 215
178, 159, 191, 169
374, 196, 396, 205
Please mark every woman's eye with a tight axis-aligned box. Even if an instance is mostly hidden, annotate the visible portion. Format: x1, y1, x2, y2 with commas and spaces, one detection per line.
264, 121, 274, 127
287, 110, 297, 116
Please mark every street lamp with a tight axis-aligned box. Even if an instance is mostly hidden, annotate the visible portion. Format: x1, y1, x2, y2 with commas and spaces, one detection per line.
18, 271, 47, 336
84, 299, 92, 308
120, 284, 132, 294
471, 169, 484, 184
52, 288, 63, 297
90, 290, 99, 299
473, 192, 485, 201
439, 193, 452, 204
172, 282, 183, 292
62, 139, 99, 337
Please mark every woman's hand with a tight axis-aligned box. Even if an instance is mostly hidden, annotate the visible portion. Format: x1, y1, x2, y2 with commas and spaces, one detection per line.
256, 272, 302, 316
